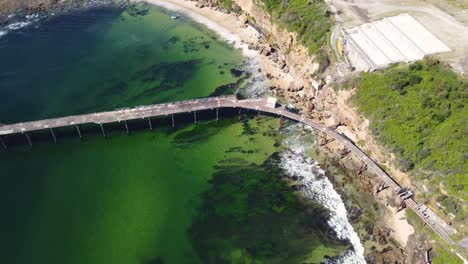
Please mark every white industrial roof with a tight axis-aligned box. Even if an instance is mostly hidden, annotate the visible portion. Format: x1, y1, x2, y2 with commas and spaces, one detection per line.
387, 15, 451, 54
344, 14, 451, 71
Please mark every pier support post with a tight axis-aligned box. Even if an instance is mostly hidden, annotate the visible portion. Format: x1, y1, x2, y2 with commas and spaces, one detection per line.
76, 125, 82, 139
216, 108, 219, 122
99, 123, 107, 138
397, 201, 407, 212
0, 135, 6, 149
194, 111, 197, 124
238, 109, 241, 120
148, 117, 153, 130
124, 120, 129, 135
50, 128, 57, 143
171, 114, 175, 128
278, 115, 284, 129
24, 132, 32, 147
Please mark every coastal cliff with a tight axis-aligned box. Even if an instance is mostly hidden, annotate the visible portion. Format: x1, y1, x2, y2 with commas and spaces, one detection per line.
1, 0, 461, 262
185, 0, 422, 262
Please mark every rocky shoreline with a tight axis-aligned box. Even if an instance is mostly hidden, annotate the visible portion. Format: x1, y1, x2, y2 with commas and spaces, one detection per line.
171, 0, 427, 262
0, 0, 118, 25
0, 0, 430, 262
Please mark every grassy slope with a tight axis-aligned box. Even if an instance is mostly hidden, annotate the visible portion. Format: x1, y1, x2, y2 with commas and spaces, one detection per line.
257, 0, 332, 55
406, 210, 463, 264
353, 58, 467, 220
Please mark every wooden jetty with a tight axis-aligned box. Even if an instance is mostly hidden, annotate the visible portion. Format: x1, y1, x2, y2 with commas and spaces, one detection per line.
0, 95, 458, 247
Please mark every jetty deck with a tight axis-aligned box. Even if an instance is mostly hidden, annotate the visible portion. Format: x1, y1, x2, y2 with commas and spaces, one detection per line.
0, 95, 457, 246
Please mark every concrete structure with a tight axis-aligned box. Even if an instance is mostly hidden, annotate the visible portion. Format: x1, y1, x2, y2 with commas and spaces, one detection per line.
0, 95, 458, 247
266, 97, 277, 108
343, 13, 451, 71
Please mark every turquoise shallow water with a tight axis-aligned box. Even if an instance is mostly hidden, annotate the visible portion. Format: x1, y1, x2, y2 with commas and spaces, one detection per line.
0, 4, 346, 264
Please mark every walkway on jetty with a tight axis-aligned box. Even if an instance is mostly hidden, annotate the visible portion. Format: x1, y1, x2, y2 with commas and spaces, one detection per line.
0, 95, 457, 246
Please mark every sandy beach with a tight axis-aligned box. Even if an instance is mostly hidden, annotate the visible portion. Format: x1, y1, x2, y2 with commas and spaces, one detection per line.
386, 205, 415, 247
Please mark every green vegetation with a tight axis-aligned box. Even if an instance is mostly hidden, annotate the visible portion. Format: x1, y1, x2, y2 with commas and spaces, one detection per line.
406, 211, 463, 264
214, 0, 243, 14
353, 58, 467, 220
258, 0, 333, 55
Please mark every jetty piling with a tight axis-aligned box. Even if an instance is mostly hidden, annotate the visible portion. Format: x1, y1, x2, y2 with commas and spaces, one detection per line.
99, 123, 106, 138
124, 120, 130, 135
0, 95, 458, 246
278, 115, 284, 129
24, 132, 32, 147
148, 117, 153, 130
50, 128, 57, 143
0, 135, 6, 149
76, 125, 82, 139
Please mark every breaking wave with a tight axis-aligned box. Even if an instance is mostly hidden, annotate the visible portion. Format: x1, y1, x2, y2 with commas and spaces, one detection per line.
237, 57, 269, 98
0, 20, 35, 38
0, 0, 112, 39
279, 125, 366, 264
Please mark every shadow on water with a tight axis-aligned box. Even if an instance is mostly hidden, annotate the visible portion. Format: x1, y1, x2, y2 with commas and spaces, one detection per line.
140, 256, 164, 264
0, 108, 245, 150
187, 151, 351, 263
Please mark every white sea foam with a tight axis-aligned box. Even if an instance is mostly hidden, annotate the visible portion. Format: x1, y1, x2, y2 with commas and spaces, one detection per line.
6, 21, 32, 30
279, 125, 366, 264
0, 22, 31, 38
1, 13, 40, 38
237, 57, 269, 98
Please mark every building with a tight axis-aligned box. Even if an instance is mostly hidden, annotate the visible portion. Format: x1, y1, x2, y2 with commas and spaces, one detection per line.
343, 14, 450, 71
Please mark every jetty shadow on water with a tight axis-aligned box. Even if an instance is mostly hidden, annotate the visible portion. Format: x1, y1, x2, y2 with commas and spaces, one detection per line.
0, 3, 352, 264
0, 107, 249, 150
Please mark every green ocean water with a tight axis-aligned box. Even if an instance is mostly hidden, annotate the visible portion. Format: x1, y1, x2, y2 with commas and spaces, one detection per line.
0, 4, 347, 264
0, 3, 243, 123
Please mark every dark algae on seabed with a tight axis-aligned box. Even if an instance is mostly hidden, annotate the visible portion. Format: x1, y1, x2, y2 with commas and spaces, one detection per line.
0, 3, 349, 264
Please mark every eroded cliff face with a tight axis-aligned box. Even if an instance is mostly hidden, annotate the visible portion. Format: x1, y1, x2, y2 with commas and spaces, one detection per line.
235, 0, 321, 113
220, 0, 412, 199
191, 0, 322, 114
200, 0, 415, 261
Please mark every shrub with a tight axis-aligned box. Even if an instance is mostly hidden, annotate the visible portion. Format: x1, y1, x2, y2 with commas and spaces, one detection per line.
259, 0, 333, 55
353, 58, 468, 201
